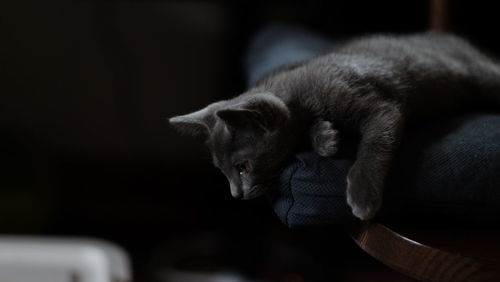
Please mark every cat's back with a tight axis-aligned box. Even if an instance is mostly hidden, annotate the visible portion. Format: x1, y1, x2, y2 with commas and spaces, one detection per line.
255, 32, 490, 106
329, 32, 483, 74
338, 32, 469, 57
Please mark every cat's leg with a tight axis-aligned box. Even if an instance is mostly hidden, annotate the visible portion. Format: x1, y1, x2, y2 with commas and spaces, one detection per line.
347, 105, 404, 220
310, 120, 340, 157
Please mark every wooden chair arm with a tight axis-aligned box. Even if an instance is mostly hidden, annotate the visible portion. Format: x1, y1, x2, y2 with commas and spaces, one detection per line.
350, 223, 500, 281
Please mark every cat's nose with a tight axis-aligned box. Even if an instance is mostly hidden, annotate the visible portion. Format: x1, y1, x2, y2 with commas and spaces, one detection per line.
231, 190, 243, 199
230, 183, 243, 199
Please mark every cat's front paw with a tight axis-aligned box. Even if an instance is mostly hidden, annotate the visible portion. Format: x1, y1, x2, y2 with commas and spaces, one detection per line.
346, 168, 383, 220
310, 120, 340, 157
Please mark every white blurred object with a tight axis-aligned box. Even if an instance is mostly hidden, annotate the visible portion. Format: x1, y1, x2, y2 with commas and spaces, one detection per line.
0, 237, 131, 282
159, 269, 265, 282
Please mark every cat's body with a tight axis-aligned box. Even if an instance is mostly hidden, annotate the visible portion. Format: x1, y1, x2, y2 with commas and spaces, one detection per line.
170, 32, 500, 220
254, 32, 500, 122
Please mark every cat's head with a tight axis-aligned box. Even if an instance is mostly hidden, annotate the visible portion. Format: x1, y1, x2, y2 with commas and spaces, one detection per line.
169, 92, 292, 199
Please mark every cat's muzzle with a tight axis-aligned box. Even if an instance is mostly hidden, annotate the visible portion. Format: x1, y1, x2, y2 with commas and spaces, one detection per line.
240, 184, 267, 200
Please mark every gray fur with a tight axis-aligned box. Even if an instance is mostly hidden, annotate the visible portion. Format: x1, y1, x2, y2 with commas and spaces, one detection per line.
170, 32, 500, 220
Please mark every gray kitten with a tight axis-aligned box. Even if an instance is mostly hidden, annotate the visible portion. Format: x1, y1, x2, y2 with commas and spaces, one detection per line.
169, 32, 500, 220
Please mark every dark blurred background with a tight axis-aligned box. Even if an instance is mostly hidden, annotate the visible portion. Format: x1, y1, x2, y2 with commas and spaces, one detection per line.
1, 1, 499, 281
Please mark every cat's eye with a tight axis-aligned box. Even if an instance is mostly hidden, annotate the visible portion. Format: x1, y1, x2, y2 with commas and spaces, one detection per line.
235, 160, 252, 175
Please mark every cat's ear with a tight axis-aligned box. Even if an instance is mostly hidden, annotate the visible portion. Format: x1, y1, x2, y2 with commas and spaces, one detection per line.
216, 93, 289, 132
169, 101, 224, 137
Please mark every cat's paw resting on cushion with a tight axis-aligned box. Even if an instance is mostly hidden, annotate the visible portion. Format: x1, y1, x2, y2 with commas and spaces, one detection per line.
310, 120, 340, 157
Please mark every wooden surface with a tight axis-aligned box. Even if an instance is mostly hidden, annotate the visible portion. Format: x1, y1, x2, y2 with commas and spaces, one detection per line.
351, 223, 500, 281
430, 0, 450, 31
